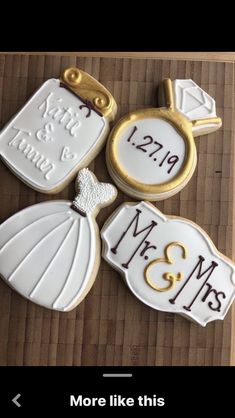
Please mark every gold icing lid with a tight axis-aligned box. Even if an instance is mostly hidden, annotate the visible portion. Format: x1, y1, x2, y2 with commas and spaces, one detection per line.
61, 67, 117, 121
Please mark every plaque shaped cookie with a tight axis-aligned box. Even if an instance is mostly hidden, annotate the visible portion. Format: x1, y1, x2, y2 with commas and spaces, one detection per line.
0, 68, 117, 193
0, 169, 117, 311
106, 79, 221, 200
101, 202, 235, 326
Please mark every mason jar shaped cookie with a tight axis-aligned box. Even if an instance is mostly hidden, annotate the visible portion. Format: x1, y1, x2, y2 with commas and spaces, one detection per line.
0, 67, 117, 193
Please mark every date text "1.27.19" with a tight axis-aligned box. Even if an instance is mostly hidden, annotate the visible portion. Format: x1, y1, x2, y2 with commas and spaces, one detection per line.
126, 126, 180, 175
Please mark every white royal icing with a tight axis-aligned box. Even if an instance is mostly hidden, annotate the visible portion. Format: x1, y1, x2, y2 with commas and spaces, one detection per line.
101, 202, 235, 326
73, 168, 117, 214
106, 152, 197, 201
116, 118, 185, 184
0, 79, 109, 192
0, 201, 96, 311
173, 79, 216, 121
0, 169, 117, 311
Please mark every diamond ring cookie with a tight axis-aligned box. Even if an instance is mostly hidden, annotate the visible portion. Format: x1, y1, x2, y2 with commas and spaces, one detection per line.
0, 169, 117, 311
101, 201, 235, 326
158, 79, 222, 136
106, 79, 221, 201
0, 67, 117, 193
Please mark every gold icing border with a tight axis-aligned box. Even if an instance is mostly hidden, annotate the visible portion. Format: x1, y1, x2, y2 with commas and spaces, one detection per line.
167, 78, 222, 129
192, 117, 222, 127
107, 106, 196, 194
61, 67, 117, 121
106, 78, 222, 196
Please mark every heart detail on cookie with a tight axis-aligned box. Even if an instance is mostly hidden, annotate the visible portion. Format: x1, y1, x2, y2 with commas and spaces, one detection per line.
60, 146, 77, 162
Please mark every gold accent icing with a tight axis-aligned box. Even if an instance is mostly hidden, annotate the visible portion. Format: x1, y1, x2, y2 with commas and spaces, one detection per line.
163, 78, 222, 126
144, 242, 188, 292
107, 106, 196, 194
192, 117, 222, 127
61, 67, 117, 121
163, 78, 175, 110
106, 79, 222, 196
164, 78, 222, 129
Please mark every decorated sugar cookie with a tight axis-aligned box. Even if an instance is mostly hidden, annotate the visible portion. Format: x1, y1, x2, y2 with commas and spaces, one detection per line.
0, 67, 117, 193
101, 202, 235, 326
106, 79, 221, 200
0, 169, 117, 311
158, 79, 222, 137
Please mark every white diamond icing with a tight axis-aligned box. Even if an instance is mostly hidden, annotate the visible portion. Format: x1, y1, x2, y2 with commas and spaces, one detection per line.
173, 79, 216, 120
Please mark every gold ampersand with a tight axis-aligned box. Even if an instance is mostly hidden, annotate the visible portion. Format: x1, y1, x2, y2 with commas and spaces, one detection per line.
144, 242, 188, 292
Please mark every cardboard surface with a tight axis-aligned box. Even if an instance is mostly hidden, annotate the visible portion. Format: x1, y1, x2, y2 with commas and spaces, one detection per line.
0, 54, 234, 365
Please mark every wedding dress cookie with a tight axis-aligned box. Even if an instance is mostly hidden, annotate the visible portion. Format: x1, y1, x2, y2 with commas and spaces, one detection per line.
0, 68, 117, 193
101, 201, 235, 326
106, 79, 221, 201
0, 169, 117, 311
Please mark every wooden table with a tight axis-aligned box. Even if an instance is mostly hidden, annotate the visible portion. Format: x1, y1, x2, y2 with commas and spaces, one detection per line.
2, 52, 235, 61
0, 52, 234, 366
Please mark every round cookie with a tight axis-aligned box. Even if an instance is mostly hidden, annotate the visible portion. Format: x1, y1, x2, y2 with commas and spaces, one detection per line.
0, 67, 117, 193
101, 201, 235, 326
106, 79, 221, 201
0, 169, 117, 311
